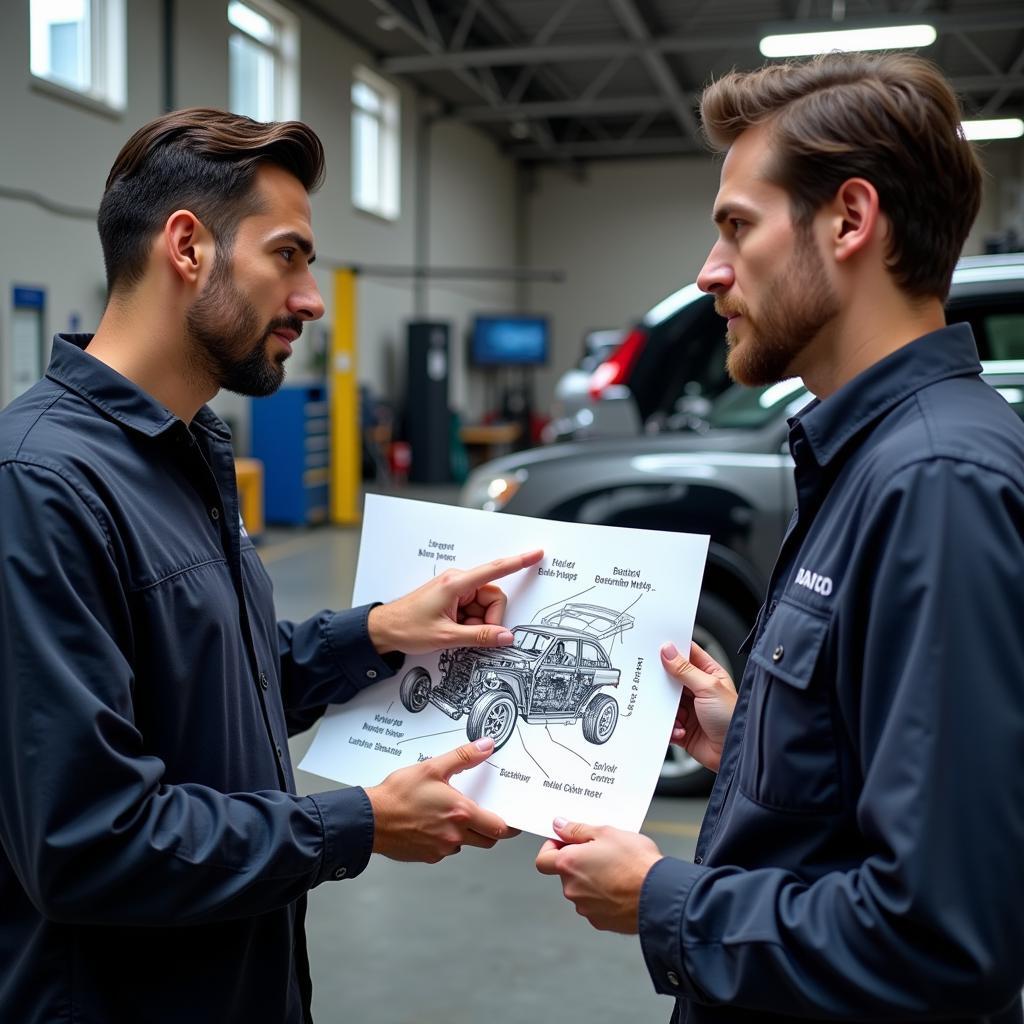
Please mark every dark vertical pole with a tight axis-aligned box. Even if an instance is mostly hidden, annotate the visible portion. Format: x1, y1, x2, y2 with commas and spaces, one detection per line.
514, 162, 531, 313
414, 103, 431, 318
163, 0, 176, 112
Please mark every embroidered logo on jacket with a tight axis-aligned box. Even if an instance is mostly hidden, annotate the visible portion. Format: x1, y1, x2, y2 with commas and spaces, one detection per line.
795, 567, 833, 596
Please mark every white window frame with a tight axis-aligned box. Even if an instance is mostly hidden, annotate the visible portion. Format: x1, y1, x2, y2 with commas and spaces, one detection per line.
351, 65, 401, 221
30, 0, 126, 114
227, 0, 300, 122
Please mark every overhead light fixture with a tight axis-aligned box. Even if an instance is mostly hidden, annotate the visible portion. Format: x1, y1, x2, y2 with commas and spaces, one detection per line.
960, 118, 1024, 141
759, 24, 936, 58
376, 14, 399, 31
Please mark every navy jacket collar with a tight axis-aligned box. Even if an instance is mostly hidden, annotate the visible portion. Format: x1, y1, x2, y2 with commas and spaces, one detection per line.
791, 322, 982, 468
46, 334, 231, 441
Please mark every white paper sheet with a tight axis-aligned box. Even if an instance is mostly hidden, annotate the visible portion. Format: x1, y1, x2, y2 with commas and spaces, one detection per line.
299, 495, 709, 838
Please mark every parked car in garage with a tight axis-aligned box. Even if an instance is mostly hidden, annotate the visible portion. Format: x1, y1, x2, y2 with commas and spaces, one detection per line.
545, 282, 733, 442
463, 252, 1024, 795
548, 252, 1024, 445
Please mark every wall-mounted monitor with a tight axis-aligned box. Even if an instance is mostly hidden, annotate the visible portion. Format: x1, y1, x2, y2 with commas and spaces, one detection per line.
471, 314, 549, 367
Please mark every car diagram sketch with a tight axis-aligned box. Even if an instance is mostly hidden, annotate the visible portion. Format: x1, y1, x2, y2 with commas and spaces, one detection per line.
299, 494, 709, 837
398, 601, 634, 751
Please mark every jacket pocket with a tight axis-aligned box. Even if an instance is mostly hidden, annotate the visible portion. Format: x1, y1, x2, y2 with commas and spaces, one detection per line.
738, 599, 841, 813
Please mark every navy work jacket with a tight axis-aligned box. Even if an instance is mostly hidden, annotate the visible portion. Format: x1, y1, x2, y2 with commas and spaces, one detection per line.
640, 324, 1024, 1022
0, 336, 399, 1023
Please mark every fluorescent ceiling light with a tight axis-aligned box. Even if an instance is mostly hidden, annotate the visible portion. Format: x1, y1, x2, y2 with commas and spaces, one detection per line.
759, 24, 936, 58
960, 118, 1024, 141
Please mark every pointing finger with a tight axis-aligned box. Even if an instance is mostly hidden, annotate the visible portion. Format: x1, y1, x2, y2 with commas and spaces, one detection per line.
452, 550, 544, 592
432, 738, 494, 781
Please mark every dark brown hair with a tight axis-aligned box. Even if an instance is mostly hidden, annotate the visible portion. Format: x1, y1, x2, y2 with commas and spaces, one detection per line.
700, 53, 983, 299
98, 108, 325, 294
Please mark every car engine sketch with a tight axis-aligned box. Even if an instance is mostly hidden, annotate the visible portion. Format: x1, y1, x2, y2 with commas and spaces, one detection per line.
399, 602, 634, 751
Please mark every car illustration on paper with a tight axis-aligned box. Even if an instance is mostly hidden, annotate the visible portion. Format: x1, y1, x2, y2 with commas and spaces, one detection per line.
398, 602, 634, 751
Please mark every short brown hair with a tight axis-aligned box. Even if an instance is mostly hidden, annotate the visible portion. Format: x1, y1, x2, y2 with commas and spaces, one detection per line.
98, 108, 325, 294
700, 53, 983, 299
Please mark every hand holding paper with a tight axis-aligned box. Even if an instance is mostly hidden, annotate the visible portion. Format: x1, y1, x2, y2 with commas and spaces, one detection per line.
661, 640, 737, 774
365, 737, 519, 863
367, 549, 545, 655
299, 496, 710, 839
535, 819, 663, 934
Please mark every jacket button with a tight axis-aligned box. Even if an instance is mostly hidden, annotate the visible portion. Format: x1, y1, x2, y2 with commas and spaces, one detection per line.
666, 971, 680, 987
694, 856, 703, 865
772, 644, 784, 662
275, 745, 283, 760
210, 507, 220, 521
366, 668, 378, 680
334, 866, 347, 879
259, 671, 269, 691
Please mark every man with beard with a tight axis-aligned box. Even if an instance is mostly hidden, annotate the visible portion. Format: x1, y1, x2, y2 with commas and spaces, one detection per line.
0, 109, 542, 1023
536, 53, 1024, 1022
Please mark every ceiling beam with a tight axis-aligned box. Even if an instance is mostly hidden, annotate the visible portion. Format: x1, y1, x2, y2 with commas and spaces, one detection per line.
604, 0, 701, 144
508, 137, 698, 161
452, 95, 674, 121
448, 76, 1024, 125
364, 0, 501, 106
381, 13, 1024, 73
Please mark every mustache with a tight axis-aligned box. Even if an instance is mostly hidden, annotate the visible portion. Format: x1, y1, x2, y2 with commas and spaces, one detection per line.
266, 316, 303, 339
714, 300, 746, 320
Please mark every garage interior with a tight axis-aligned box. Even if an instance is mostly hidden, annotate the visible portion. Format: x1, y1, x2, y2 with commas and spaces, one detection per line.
1, 0, 1023, 1020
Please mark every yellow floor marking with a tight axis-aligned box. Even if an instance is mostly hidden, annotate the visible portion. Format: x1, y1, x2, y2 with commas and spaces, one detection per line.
258, 532, 342, 565
643, 820, 701, 838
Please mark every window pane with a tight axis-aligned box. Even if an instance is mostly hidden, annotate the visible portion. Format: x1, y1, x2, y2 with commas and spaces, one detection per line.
986, 314, 1024, 360
352, 80, 381, 114
228, 1, 277, 45
31, 0, 91, 91
230, 33, 277, 122
353, 109, 381, 210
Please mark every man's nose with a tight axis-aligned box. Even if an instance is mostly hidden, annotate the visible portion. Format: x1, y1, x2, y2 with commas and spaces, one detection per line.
697, 243, 734, 295
289, 274, 325, 322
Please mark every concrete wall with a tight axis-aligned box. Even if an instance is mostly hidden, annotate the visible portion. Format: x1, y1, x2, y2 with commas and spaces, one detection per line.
0, 0, 518, 449
524, 157, 722, 405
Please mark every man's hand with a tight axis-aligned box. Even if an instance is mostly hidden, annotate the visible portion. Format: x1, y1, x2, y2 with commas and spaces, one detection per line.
661, 640, 737, 773
535, 819, 663, 933
367, 549, 544, 655
365, 738, 519, 863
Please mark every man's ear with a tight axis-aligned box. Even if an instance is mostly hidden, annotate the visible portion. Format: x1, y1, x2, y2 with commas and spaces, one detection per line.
827, 178, 881, 264
163, 210, 214, 286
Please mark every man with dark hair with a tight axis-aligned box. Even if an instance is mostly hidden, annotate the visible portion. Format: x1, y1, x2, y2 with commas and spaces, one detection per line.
0, 108, 541, 1023
537, 53, 1024, 1022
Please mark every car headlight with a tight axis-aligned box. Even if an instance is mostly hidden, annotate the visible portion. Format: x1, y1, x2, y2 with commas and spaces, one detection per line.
461, 468, 528, 511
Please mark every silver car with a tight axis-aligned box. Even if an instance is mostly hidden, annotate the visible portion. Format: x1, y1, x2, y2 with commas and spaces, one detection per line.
463, 253, 1024, 795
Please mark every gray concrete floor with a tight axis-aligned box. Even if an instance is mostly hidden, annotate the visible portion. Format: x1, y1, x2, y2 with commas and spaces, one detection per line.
268, 486, 707, 1024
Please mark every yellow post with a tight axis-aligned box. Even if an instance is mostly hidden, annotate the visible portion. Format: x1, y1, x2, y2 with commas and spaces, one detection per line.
330, 268, 361, 525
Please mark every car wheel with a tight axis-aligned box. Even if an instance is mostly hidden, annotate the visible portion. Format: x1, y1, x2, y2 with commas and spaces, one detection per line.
581, 693, 619, 744
466, 691, 518, 750
399, 667, 432, 713
655, 592, 750, 798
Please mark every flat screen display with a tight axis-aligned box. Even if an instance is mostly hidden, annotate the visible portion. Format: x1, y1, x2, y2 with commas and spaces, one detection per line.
471, 315, 549, 366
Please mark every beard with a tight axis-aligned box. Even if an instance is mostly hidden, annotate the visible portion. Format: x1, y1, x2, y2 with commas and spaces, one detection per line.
185, 258, 301, 398
719, 230, 839, 387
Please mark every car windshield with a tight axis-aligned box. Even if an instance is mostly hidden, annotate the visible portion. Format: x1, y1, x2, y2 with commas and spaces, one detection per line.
511, 629, 552, 654
705, 378, 811, 430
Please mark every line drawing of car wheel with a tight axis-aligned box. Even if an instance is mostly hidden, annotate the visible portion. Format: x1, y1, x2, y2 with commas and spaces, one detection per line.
466, 691, 518, 750
399, 667, 432, 713
581, 693, 618, 744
